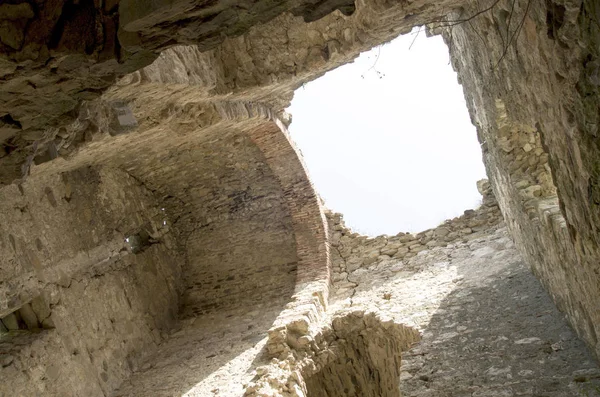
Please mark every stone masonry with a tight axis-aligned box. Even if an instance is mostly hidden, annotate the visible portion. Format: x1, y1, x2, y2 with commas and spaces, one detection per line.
242, 181, 600, 396
0, 166, 181, 395
1, 0, 600, 395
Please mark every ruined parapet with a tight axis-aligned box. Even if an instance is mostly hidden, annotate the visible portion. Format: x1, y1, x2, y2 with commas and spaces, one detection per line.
326, 179, 504, 296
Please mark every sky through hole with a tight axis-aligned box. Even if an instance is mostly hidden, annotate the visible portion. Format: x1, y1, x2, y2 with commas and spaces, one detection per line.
287, 30, 487, 236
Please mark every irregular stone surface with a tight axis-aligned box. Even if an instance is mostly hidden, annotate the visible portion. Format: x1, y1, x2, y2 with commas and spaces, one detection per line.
303, 314, 412, 397
400, 239, 600, 397
1, 0, 600, 395
244, 311, 420, 397
327, 179, 502, 294
242, 184, 600, 397
440, 0, 600, 359
0, 0, 465, 184
0, 167, 181, 396
0, 102, 329, 396
113, 304, 282, 396
328, 205, 600, 397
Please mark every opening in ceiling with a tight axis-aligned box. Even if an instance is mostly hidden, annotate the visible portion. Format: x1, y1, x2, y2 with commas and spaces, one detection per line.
287, 29, 487, 236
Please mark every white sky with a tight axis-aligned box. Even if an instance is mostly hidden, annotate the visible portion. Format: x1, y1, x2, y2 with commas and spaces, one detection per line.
286, 30, 487, 236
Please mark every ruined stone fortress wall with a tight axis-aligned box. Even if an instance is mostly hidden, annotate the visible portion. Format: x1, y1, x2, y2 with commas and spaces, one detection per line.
328, 180, 502, 297
440, 0, 600, 359
0, 0, 600, 395
244, 181, 504, 396
174, 130, 299, 318
244, 177, 600, 396
0, 99, 332, 396
0, 166, 182, 396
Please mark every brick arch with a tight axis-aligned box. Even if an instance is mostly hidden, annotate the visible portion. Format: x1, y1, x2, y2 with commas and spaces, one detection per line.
246, 116, 331, 356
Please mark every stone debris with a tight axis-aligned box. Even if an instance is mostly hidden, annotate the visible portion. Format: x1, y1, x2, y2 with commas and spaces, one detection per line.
243, 184, 600, 396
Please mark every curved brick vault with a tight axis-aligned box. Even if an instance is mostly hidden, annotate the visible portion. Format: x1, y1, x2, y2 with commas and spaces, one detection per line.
1, 0, 600, 395
0, 90, 332, 395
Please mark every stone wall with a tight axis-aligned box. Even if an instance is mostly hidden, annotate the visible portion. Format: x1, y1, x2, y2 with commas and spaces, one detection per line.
440, 0, 600, 358
0, 0, 360, 161
0, 111, 332, 395
302, 313, 415, 397
328, 179, 503, 299
0, 166, 181, 396
247, 121, 332, 357
324, 216, 600, 397
1, 0, 600, 394
184, 214, 297, 316
242, 182, 502, 396
244, 311, 420, 397
25, 67, 334, 355
240, 181, 600, 397
104, 117, 331, 397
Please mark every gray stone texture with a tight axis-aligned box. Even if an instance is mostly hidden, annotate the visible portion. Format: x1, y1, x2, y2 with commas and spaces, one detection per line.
0, 0, 600, 395
246, 185, 600, 396
0, 166, 181, 396
440, 0, 600, 359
